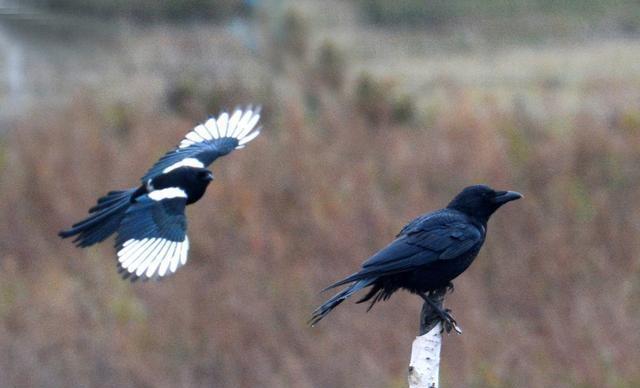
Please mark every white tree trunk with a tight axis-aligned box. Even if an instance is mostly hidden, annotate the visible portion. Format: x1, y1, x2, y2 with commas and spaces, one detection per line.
408, 288, 457, 388
408, 322, 442, 388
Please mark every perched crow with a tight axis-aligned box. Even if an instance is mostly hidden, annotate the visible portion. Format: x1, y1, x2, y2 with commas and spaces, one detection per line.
59, 107, 262, 281
310, 185, 521, 329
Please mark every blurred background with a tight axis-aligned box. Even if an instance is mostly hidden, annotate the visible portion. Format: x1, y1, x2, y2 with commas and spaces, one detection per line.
1, 0, 640, 387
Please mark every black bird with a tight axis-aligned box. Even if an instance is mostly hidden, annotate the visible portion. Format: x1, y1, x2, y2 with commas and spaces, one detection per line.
310, 185, 521, 329
59, 107, 262, 281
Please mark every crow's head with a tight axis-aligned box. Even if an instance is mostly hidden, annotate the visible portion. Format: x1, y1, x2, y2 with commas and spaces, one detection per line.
447, 184, 522, 221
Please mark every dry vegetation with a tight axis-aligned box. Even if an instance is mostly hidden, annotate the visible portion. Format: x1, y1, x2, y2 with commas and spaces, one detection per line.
1, 3, 640, 388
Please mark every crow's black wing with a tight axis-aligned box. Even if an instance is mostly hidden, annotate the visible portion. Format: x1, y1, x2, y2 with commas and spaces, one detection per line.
114, 189, 189, 280
140, 107, 261, 182
325, 210, 483, 289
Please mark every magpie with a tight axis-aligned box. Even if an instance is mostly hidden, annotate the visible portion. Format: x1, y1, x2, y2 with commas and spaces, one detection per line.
309, 185, 522, 330
59, 107, 262, 281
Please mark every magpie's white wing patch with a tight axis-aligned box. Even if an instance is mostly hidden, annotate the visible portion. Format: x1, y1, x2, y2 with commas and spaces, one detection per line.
147, 187, 187, 201
142, 106, 262, 182
115, 195, 189, 281
178, 107, 261, 149
117, 236, 189, 279
162, 158, 205, 174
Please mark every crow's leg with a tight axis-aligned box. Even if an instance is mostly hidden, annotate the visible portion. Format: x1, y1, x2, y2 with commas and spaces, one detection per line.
418, 292, 462, 334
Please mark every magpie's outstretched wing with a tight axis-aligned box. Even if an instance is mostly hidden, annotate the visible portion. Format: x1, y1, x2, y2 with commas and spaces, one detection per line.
114, 188, 190, 281
141, 107, 261, 182
325, 210, 483, 289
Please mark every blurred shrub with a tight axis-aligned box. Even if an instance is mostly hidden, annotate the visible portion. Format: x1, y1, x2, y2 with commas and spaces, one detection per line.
274, 8, 309, 61
314, 41, 346, 91
356, 0, 640, 29
354, 72, 415, 126
165, 78, 202, 118
203, 79, 264, 114
391, 93, 415, 124
164, 75, 268, 120
358, 0, 456, 27
0, 139, 5, 175
25, 0, 251, 21
354, 72, 388, 124
103, 102, 134, 139
614, 108, 640, 134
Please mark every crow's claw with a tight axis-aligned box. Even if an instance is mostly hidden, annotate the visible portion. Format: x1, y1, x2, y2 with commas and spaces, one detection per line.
419, 292, 463, 335
439, 309, 462, 334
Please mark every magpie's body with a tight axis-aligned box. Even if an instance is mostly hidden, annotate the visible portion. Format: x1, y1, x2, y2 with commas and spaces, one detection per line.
130, 166, 213, 205
310, 185, 521, 327
60, 107, 262, 281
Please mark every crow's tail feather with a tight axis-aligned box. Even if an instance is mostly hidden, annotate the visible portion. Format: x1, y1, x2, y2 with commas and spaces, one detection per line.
355, 283, 395, 312
320, 271, 366, 293
59, 189, 136, 247
309, 279, 373, 326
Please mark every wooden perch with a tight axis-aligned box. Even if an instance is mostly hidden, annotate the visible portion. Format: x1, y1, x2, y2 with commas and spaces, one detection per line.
408, 288, 459, 388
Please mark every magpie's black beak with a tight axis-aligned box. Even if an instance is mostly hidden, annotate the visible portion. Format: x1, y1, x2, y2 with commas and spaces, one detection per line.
205, 172, 214, 182
493, 190, 523, 204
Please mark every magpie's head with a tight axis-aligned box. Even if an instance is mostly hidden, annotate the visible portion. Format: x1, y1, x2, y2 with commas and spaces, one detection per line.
447, 184, 522, 221
195, 168, 214, 184
188, 168, 213, 187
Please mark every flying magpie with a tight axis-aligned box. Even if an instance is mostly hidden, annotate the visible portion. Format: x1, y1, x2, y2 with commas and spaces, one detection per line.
309, 185, 522, 329
59, 107, 262, 281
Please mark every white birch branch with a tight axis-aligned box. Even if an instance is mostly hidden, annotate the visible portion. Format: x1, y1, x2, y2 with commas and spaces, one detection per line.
408, 322, 442, 388
408, 288, 457, 388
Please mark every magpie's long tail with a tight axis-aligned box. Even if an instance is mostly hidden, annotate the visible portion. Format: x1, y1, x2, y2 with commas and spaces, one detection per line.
309, 279, 374, 326
59, 189, 136, 248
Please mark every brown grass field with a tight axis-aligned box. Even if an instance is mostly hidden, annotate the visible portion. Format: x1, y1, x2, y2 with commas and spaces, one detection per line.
1, 2, 640, 387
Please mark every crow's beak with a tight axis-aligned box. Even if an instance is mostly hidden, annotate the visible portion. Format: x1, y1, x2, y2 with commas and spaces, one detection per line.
493, 190, 523, 204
